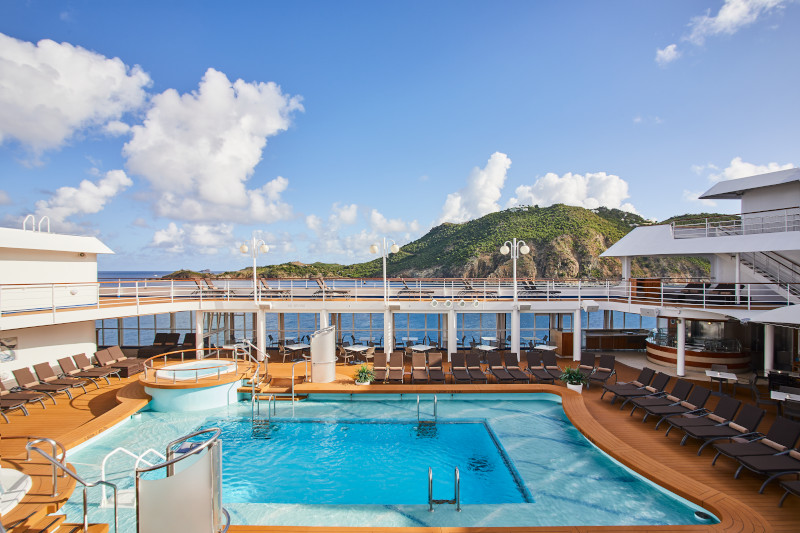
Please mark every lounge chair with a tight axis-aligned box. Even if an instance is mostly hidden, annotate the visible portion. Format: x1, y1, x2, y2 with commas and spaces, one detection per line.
519, 280, 561, 297
58, 356, 115, 387
610, 372, 671, 408
372, 352, 388, 383
487, 352, 514, 383
33, 362, 89, 395
664, 394, 741, 437
644, 386, 712, 427
411, 353, 429, 383
711, 416, 800, 467
466, 353, 488, 383
600, 367, 655, 401
74, 353, 122, 381
525, 352, 554, 384
258, 278, 291, 299
397, 279, 434, 298
362, 346, 376, 365
451, 353, 472, 384
312, 277, 351, 299
588, 354, 615, 388
542, 352, 563, 381
11, 367, 72, 402
95, 347, 144, 377
577, 353, 595, 379
427, 353, 446, 383
734, 448, 800, 493
504, 353, 530, 383
684, 403, 766, 453
456, 279, 498, 298
387, 352, 405, 383
0, 380, 49, 408
625, 378, 693, 415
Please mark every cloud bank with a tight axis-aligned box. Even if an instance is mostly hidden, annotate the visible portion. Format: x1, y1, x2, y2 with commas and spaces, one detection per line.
0, 32, 150, 154
437, 152, 511, 224
509, 171, 637, 213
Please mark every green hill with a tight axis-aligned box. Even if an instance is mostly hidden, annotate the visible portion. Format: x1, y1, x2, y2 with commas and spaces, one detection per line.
170, 205, 715, 280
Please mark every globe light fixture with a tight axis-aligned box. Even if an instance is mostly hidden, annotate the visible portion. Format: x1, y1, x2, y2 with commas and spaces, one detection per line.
370, 237, 400, 304
241, 233, 269, 302
500, 237, 531, 304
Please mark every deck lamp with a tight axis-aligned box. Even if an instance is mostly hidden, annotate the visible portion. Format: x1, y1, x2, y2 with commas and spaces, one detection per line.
500, 238, 530, 304
370, 238, 400, 304
241, 234, 270, 302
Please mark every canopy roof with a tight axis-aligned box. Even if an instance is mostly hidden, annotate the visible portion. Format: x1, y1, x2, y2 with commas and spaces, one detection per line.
700, 168, 800, 200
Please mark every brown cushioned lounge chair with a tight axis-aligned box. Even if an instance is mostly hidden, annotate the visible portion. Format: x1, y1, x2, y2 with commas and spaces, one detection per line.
664, 394, 741, 436
600, 366, 655, 401
58, 356, 114, 388
644, 386, 712, 427
682, 403, 765, 454
588, 354, 615, 388
387, 352, 405, 384
411, 353, 429, 384
711, 416, 800, 467
525, 352, 554, 384
466, 353, 488, 383
504, 353, 529, 383
11, 367, 72, 403
427, 353, 446, 383
74, 353, 122, 381
542, 352, 563, 381
451, 353, 472, 384
372, 352, 388, 383
33, 362, 89, 396
779, 479, 800, 507
625, 378, 694, 415
577, 352, 595, 379
612, 372, 671, 408
98, 346, 145, 377
734, 448, 800, 494
487, 352, 514, 383
0, 380, 48, 408
0, 397, 30, 422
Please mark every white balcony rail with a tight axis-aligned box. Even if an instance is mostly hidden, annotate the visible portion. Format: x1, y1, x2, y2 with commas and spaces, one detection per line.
671, 208, 800, 239
0, 277, 797, 319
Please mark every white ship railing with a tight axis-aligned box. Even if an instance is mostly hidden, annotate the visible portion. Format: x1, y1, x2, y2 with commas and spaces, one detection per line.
0, 277, 797, 320
671, 208, 800, 239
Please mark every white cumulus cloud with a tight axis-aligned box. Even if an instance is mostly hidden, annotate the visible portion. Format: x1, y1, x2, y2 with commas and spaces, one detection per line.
0, 32, 150, 154
707, 157, 795, 182
509, 171, 637, 213
682, 189, 717, 207
686, 0, 787, 45
123, 68, 302, 223
150, 222, 235, 254
34, 169, 132, 231
437, 152, 511, 224
655, 44, 680, 66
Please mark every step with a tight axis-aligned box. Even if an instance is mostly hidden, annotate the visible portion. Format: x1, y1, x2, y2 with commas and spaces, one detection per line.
58, 524, 109, 533
17, 514, 64, 533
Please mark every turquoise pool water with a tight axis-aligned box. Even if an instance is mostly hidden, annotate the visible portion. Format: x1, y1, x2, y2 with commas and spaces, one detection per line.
64, 393, 717, 529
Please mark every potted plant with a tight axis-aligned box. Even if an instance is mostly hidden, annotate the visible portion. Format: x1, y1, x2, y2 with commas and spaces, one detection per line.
354, 363, 374, 385
560, 366, 588, 393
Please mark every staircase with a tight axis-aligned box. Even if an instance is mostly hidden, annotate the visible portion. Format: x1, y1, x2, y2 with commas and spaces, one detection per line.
739, 251, 800, 299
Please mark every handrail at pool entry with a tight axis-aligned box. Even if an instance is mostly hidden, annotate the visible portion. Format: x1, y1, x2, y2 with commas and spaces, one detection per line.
100, 447, 166, 508
417, 394, 438, 423
428, 466, 460, 512
26, 437, 119, 533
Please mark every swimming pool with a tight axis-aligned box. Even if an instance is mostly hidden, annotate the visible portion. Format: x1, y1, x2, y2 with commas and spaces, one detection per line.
64, 393, 717, 529
154, 360, 236, 381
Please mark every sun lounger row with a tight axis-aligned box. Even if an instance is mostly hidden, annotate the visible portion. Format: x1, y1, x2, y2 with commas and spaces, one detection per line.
0, 351, 127, 422
600, 366, 800, 506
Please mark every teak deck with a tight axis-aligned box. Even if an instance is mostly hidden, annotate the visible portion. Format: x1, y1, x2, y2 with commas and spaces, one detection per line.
1, 359, 797, 532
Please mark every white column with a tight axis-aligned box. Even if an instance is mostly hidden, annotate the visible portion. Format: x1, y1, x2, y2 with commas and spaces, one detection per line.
383, 309, 393, 354
195, 310, 204, 359
320, 309, 329, 328
511, 308, 521, 355
676, 318, 686, 376
764, 324, 775, 371
256, 309, 266, 361
572, 309, 581, 361
734, 253, 741, 304
621, 257, 631, 280
447, 309, 458, 361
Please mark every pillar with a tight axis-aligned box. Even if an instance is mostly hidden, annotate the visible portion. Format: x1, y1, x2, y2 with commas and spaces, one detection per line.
676, 318, 686, 376
383, 309, 393, 354
511, 308, 521, 355
278, 313, 285, 343
447, 309, 458, 361
320, 309, 329, 328
256, 309, 266, 361
572, 309, 581, 362
195, 310, 204, 359
621, 257, 631, 280
764, 324, 775, 371
735, 253, 741, 304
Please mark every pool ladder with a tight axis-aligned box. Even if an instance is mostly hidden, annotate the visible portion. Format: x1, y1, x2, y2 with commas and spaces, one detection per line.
417, 394, 437, 423
428, 466, 461, 512
252, 394, 277, 436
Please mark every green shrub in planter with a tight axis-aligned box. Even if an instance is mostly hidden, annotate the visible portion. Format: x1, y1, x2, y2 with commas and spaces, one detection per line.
560, 366, 588, 386
355, 364, 375, 384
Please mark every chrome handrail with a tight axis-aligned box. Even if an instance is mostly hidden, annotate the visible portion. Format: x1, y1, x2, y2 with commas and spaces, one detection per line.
417, 394, 438, 422
290, 358, 308, 417
428, 466, 460, 512
26, 438, 118, 533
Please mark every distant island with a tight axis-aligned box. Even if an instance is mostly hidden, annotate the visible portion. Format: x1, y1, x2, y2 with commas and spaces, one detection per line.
165, 205, 721, 280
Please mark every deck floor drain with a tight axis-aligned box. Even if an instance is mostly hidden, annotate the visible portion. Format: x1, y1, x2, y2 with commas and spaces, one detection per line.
694, 511, 713, 521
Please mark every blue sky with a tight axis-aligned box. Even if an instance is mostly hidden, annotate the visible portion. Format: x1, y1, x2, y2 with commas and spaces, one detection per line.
0, 0, 798, 271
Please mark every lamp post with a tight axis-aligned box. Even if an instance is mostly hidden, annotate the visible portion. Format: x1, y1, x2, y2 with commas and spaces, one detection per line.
369, 237, 400, 304
240, 234, 269, 302
500, 238, 530, 302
